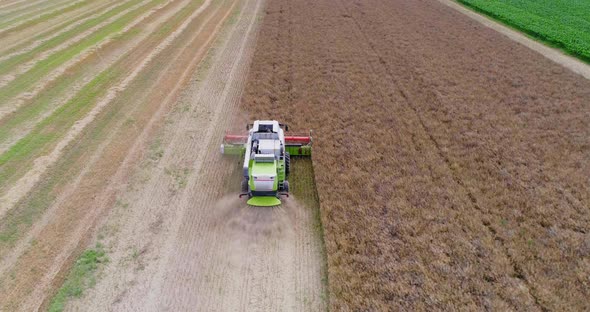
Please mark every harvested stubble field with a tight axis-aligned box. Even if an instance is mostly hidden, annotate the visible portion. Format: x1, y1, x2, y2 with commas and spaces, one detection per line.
240, 0, 590, 310
0, 0, 327, 310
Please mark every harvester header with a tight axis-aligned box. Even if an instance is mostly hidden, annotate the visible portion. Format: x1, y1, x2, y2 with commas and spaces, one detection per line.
220, 120, 312, 206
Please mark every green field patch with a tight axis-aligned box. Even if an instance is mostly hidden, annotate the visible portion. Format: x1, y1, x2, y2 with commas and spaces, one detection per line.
0, 0, 144, 77
48, 244, 108, 312
458, 0, 590, 63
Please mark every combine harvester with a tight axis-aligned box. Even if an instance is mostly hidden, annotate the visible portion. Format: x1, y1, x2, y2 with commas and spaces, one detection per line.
221, 120, 312, 206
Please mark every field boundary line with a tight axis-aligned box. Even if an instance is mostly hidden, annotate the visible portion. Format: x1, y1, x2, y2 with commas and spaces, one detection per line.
437, 0, 590, 80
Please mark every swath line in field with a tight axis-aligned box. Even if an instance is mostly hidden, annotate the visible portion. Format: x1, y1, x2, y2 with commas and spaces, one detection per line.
0, 0, 122, 58
0, 0, 48, 15
0, 0, 214, 235
0, 0, 72, 22
0, 0, 38, 11
0, 3, 124, 58
0, 0, 190, 156
0, 0, 202, 276
0, 0, 151, 87
0, 0, 163, 108
0, 0, 91, 32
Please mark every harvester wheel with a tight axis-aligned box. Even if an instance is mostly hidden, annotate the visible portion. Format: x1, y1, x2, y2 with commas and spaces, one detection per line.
285, 152, 291, 176
282, 180, 290, 193
241, 179, 248, 193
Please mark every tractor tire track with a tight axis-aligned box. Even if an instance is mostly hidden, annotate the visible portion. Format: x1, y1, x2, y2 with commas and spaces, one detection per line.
336, 0, 543, 308
73, 1, 257, 308
65, 0, 325, 309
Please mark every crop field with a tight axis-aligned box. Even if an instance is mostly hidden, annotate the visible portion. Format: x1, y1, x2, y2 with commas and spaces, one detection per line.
0, 0, 589, 310
457, 0, 590, 62
0, 0, 328, 310
240, 0, 590, 310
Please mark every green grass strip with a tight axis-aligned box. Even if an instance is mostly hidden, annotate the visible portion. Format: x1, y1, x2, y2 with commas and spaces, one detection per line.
0, 0, 206, 248
0, 67, 121, 188
0, 0, 94, 31
0, 1, 116, 57
0, 0, 164, 106
457, 0, 590, 63
0, 0, 143, 77
48, 244, 108, 312
0, 0, 72, 21
0, 69, 78, 146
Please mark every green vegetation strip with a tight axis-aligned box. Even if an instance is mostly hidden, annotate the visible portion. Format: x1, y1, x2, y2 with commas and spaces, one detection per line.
457, 0, 590, 63
0, 0, 94, 31
0, 0, 207, 249
0, 68, 121, 188
48, 244, 108, 312
0, 1, 116, 57
0, 65, 79, 146
0, 0, 143, 77
0, 0, 73, 22
0, 0, 202, 189
0, 0, 163, 105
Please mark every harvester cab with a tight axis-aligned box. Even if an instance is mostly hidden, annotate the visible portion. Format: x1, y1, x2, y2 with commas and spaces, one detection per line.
220, 120, 312, 207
